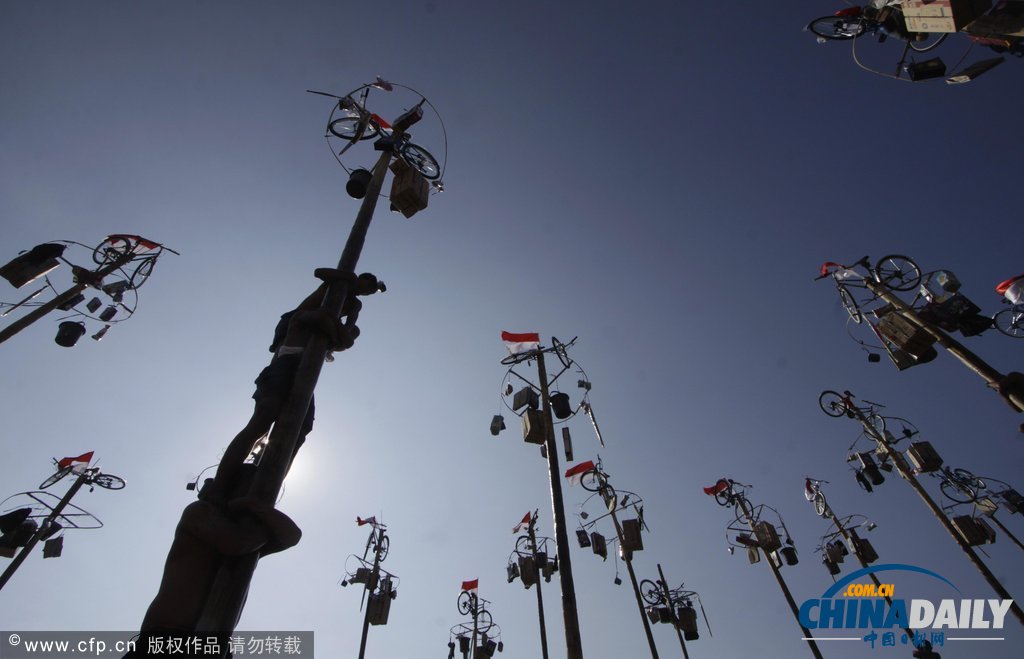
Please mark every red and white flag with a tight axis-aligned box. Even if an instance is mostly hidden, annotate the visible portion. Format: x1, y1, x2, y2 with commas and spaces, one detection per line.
512, 512, 531, 534
57, 451, 94, 472
703, 479, 729, 496
819, 262, 858, 280
564, 460, 596, 486
461, 578, 478, 593
804, 479, 815, 501
356, 516, 377, 526
501, 331, 540, 356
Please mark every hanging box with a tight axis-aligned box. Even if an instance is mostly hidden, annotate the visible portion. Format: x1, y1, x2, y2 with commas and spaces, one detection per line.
976, 517, 997, 543
389, 159, 429, 218
519, 555, 538, 587
753, 521, 781, 552
902, 0, 992, 33
951, 515, 988, 546
367, 592, 392, 625
522, 409, 546, 444
876, 311, 936, 354
854, 538, 879, 564
906, 441, 943, 473
933, 293, 982, 321
999, 489, 1024, 514
620, 519, 644, 552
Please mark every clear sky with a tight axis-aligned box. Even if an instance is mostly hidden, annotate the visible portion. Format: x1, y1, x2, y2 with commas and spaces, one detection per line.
2, 2, 1023, 658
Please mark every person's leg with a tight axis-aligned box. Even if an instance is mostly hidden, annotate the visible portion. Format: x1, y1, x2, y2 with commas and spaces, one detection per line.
135, 500, 287, 639
206, 401, 278, 500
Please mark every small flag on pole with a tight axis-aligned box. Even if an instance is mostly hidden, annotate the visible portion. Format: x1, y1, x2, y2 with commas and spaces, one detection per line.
501, 331, 540, 356
512, 512, 531, 534
356, 516, 377, 526
703, 479, 729, 496
57, 451, 94, 472
564, 460, 596, 486
461, 578, 478, 593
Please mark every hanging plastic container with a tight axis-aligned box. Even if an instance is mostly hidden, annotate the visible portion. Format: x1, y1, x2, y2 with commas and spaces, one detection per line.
54, 321, 86, 347
919, 270, 961, 304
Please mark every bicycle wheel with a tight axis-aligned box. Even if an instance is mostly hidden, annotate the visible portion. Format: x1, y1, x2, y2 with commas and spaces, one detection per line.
477, 609, 494, 632
639, 579, 663, 605
714, 488, 734, 507
813, 493, 828, 517
807, 16, 866, 40
39, 467, 73, 489
457, 590, 475, 615
129, 256, 156, 290
838, 286, 863, 324
579, 470, 603, 492
819, 391, 848, 417
994, 308, 1024, 338
400, 143, 441, 180
952, 468, 985, 491
328, 116, 379, 141
940, 480, 976, 504
874, 255, 921, 292
375, 534, 390, 562
92, 236, 134, 266
92, 474, 126, 490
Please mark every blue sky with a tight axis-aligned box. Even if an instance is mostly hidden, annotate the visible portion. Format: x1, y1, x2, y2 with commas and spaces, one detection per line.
2, 2, 1023, 657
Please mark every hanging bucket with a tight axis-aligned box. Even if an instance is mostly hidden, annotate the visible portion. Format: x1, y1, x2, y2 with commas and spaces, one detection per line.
55, 321, 86, 347
346, 168, 372, 199
550, 392, 573, 419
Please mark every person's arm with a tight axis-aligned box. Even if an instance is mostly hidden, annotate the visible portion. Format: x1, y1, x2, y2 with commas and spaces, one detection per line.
294, 282, 330, 312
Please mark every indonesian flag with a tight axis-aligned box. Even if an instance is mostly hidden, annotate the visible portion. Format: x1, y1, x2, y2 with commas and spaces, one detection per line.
512, 512, 531, 534
461, 578, 478, 593
57, 451, 94, 472
996, 275, 1023, 295
819, 262, 858, 279
564, 460, 596, 486
356, 516, 377, 526
804, 479, 815, 501
996, 274, 1024, 303
703, 479, 729, 496
501, 331, 540, 356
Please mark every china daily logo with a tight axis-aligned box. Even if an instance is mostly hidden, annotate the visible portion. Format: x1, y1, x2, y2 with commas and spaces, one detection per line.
798, 564, 1013, 650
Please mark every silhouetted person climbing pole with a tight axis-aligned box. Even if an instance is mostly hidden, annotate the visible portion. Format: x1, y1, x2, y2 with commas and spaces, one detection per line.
127, 272, 383, 654
204, 273, 382, 503
128, 88, 435, 656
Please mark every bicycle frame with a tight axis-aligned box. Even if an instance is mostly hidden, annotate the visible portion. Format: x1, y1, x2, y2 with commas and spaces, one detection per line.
326, 92, 440, 181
